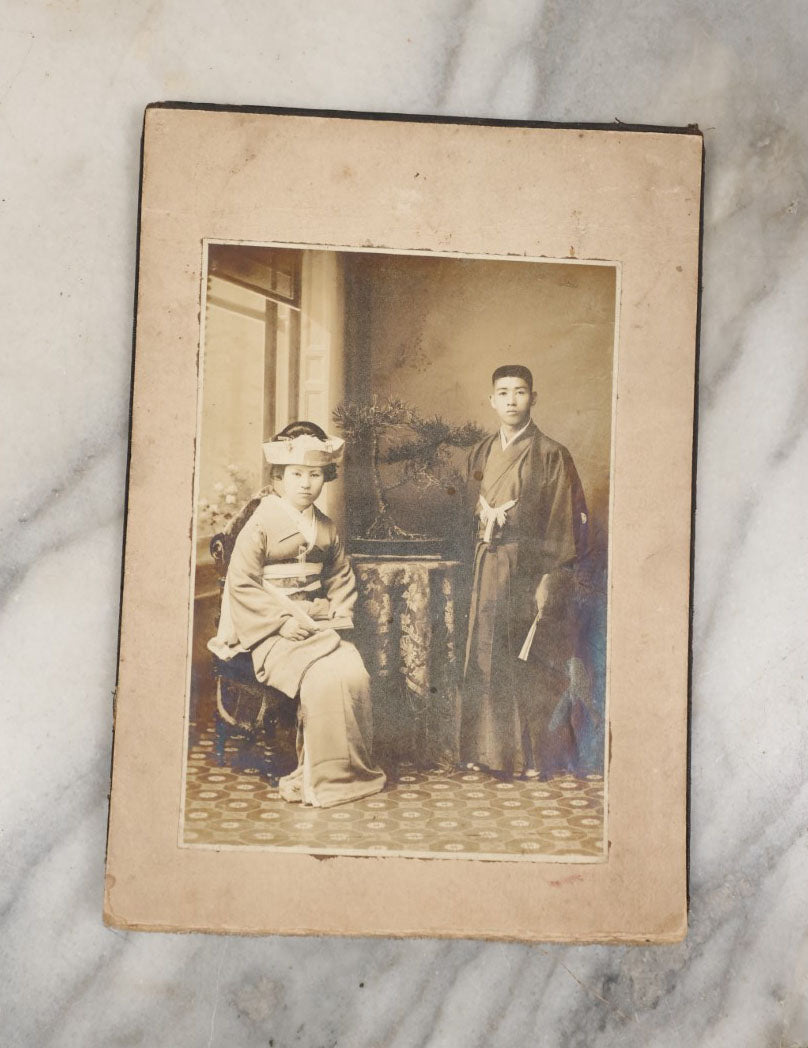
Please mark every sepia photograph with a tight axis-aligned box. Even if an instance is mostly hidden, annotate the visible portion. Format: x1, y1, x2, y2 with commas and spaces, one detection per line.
105, 108, 699, 939
183, 242, 617, 862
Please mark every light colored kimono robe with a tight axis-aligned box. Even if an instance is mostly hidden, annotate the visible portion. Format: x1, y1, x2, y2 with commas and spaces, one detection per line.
209, 494, 386, 808
461, 421, 588, 776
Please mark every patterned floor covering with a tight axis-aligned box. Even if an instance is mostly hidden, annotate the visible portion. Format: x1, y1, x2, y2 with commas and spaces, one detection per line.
182, 724, 605, 861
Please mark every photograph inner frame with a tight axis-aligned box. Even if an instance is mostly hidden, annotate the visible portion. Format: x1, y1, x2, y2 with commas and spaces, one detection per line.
182, 240, 618, 864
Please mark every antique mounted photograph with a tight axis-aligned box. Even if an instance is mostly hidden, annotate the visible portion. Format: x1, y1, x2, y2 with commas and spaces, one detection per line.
105, 107, 701, 941
184, 242, 616, 862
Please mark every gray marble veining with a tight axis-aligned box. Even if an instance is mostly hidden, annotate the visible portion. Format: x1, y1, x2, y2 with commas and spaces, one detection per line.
2, 1, 808, 1045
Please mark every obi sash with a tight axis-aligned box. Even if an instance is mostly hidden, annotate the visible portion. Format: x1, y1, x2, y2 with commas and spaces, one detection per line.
261, 561, 323, 595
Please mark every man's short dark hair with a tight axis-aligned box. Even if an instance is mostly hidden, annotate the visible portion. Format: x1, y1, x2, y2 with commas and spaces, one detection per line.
492, 364, 533, 391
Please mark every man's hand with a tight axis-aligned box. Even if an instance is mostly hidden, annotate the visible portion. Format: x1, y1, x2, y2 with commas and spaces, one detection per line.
534, 575, 551, 617
279, 618, 314, 641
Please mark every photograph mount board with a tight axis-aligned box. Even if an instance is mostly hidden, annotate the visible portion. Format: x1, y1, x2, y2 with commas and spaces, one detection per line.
105, 106, 702, 942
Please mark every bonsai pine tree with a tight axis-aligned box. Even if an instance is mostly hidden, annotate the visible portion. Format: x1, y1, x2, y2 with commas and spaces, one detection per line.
333, 397, 487, 541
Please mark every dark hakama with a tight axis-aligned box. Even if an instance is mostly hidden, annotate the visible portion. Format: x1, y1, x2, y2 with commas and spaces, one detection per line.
461, 422, 588, 776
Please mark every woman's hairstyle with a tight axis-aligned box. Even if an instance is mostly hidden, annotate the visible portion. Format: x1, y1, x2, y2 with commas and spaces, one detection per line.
268, 420, 338, 482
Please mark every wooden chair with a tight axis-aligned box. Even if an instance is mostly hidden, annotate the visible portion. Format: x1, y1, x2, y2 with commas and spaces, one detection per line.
209, 492, 298, 781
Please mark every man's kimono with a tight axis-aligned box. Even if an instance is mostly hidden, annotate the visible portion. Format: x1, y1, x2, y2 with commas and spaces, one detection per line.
209, 493, 386, 807
461, 420, 588, 776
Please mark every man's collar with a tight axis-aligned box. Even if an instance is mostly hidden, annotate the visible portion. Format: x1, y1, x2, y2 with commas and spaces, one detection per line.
499, 418, 534, 449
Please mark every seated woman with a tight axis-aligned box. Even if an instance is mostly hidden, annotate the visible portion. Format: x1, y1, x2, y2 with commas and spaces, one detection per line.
208, 421, 386, 808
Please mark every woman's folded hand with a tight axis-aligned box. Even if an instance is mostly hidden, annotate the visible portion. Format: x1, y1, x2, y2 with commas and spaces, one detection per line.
279, 618, 314, 641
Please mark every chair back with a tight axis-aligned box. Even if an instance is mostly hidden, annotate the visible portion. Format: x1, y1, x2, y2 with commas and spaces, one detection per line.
209, 488, 272, 577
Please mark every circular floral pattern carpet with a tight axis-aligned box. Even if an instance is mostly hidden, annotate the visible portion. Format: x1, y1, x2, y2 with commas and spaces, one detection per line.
183, 725, 605, 861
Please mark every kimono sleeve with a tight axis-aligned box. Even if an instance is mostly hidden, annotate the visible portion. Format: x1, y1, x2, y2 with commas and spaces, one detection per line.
457, 438, 488, 563
226, 518, 290, 648
321, 527, 358, 624
534, 444, 589, 577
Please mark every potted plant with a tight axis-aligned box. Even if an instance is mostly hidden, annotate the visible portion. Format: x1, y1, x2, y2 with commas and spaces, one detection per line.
333, 396, 486, 557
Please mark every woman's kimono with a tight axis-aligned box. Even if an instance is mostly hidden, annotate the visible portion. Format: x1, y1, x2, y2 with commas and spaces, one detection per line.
209, 493, 386, 808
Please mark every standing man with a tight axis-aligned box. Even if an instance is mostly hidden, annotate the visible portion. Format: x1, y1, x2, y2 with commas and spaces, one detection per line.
461, 364, 589, 778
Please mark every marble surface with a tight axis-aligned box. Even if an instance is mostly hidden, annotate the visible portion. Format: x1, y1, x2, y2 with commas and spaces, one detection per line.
2, 2, 808, 1045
